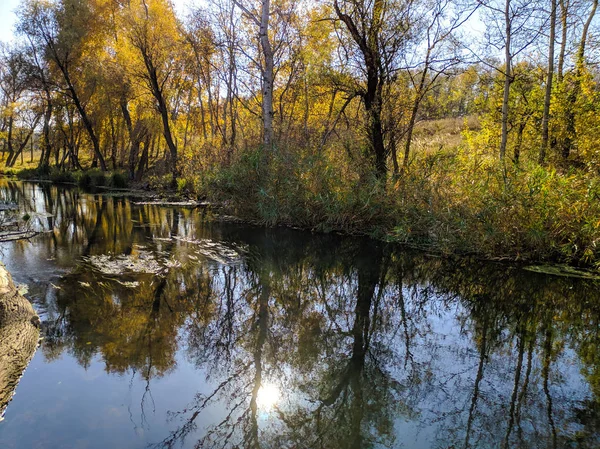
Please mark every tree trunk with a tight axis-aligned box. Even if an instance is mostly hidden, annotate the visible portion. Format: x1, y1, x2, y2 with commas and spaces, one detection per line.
557, 0, 567, 83
334, 0, 386, 178
500, 0, 512, 163
514, 121, 526, 163
141, 51, 178, 186
120, 98, 144, 180
539, 0, 557, 165
403, 76, 426, 171
260, 0, 274, 152
58, 63, 107, 171
6, 117, 40, 168
0, 263, 40, 419
561, 0, 598, 159
135, 135, 150, 182
5, 117, 14, 168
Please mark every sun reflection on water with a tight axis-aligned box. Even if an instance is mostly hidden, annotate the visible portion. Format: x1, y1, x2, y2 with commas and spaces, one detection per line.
256, 383, 280, 411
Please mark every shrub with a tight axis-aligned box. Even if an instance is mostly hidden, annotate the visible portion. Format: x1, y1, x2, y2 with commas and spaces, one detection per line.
16, 168, 40, 180
190, 144, 600, 269
109, 171, 128, 188
49, 168, 75, 184
77, 169, 106, 190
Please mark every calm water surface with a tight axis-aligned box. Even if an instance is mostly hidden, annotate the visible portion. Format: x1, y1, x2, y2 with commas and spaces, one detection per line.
0, 181, 598, 449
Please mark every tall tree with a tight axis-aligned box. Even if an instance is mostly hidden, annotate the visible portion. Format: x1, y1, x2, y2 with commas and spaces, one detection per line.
539, 0, 557, 164
333, 0, 417, 179
232, 0, 276, 153
481, 0, 543, 163
18, 0, 108, 170
561, 0, 598, 159
124, 0, 184, 185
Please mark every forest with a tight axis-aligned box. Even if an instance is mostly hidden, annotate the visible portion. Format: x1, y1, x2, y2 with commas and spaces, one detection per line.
1, 0, 600, 268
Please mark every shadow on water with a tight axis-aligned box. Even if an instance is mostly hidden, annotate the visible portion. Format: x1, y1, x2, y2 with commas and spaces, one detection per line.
0, 180, 599, 449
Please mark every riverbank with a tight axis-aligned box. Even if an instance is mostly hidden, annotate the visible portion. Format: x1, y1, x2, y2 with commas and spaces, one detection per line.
187, 148, 600, 272
8, 150, 600, 272
0, 262, 40, 420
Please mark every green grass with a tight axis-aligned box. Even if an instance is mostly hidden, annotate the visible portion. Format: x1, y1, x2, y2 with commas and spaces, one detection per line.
13, 166, 129, 190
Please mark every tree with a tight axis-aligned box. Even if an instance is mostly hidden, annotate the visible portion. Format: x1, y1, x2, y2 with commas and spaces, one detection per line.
400, 0, 477, 172
560, 0, 598, 159
481, 0, 543, 163
124, 0, 184, 186
18, 0, 109, 170
232, 0, 277, 154
333, 0, 418, 178
539, 0, 557, 164
0, 44, 41, 168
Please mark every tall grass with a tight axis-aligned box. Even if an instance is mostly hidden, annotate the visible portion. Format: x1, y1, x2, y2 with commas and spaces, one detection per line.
189, 146, 600, 269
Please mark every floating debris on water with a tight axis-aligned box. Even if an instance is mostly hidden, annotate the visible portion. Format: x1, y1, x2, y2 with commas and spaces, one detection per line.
113, 280, 140, 288
133, 200, 209, 208
82, 251, 166, 275
153, 235, 245, 264
524, 264, 600, 280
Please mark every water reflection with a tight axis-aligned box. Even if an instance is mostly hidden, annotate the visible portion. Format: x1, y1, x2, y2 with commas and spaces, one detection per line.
0, 180, 599, 449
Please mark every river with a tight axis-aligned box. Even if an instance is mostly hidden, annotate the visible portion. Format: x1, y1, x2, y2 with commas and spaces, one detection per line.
0, 181, 598, 449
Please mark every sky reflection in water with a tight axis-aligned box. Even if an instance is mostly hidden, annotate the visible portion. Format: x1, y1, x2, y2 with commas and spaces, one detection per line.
0, 180, 598, 449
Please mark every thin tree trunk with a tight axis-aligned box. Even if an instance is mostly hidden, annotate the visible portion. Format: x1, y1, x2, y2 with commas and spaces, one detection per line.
39, 94, 53, 168
500, 0, 512, 163
562, 0, 598, 159
260, 0, 274, 152
557, 0, 568, 83
540, 0, 557, 165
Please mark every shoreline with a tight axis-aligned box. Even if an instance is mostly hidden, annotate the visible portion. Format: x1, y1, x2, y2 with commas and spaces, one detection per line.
4, 173, 600, 278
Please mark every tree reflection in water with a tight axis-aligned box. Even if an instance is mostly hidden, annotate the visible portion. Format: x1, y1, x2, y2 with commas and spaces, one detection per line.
2, 180, 600, 449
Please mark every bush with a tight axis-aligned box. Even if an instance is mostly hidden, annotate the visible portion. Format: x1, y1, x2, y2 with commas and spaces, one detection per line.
147, 174, 175, 193
49, 168, 75, 184
77, 169, 106, 190
109, 171, 128, 188
16, 165, 52, 180
16, 168, 41, 180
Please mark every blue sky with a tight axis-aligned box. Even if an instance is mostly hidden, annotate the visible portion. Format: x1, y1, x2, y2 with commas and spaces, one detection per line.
0, 0, 20, 43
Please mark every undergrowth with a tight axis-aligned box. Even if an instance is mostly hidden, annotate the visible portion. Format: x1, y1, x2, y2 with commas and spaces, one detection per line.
185, 146, 600, 270
14, 166, 129, 190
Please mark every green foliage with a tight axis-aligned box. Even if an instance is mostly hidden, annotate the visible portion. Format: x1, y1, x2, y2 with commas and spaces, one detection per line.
77, 169, 106, 190
108, 171, 128, 189
147, 174, 176, 192
50, 169, 76, 184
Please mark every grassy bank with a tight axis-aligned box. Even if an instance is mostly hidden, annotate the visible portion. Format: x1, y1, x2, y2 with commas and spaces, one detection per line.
10, 145, 600, 271
7, 166, 130, 190
183, 146, 600, 270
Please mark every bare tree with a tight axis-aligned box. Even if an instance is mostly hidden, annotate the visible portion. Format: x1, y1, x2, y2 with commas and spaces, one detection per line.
400, 0, 478, 172
539, 0, 557, 164
333, 0, 418, 179
480, 0, 544, 164
233, 0, 276, 152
